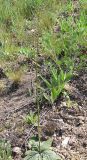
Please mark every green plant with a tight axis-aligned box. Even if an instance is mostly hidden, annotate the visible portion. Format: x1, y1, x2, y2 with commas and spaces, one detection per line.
0, 140, 13, 160
19, 47, 36, 59
40, 67, 72, 105
24, 138, 62, 160
28, 15, 62, 160
24, 111, 38, 126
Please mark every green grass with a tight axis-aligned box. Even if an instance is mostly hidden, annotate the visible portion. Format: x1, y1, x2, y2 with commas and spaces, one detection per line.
0, 140, 13, 160
0, 0, 87, 101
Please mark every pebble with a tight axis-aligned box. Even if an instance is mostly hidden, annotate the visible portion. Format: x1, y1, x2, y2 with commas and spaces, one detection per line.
61, 102, 67, 107
12, 147, 21, 155
62, 137, 70, 148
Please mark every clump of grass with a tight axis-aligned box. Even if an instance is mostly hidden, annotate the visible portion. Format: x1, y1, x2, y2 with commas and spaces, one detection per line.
24, 111, 38, 126
0, 140, 13, 160
5, 69, 23, 84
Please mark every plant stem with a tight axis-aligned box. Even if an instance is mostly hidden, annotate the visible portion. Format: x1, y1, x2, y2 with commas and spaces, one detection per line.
35, 32, 41, 154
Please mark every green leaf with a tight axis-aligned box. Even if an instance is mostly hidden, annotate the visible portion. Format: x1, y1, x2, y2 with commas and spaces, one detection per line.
51, 68, 58, 82
24, 139, 62, 160
40, 75, 51, 89
40, 138, 52, 151
42, 150, 61, 160
0, 140, 13, 160
65, 71, 72, 81
60, 70, 66, 82
43, 93, 50, 103
51, 88, 58, 104
29, 141, 39, 151
24, 151, 41, 160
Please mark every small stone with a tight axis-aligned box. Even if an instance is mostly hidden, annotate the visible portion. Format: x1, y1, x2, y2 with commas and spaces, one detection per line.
62, 102, 67, 107
62, 137, 70, 148
13, 147, 21, 155
52, 105, 56, 111
58, 119, 64, 124
27, 29, 36, 35
78, 116, 85, 121
69, 136, 76, 146
28, 143, 32, 149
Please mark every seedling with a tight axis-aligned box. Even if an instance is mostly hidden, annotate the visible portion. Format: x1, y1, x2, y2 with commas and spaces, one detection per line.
0, 140, 13, 160
40, 67, 72, 105
24, 138, 62, 160
24, 111, 38, 126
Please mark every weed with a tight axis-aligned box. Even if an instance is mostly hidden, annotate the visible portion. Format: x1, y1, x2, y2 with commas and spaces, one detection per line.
24, 138, 62, 160
19, 47, 36, 59
40, 67, 72, 105
24, 111, 38, 126
0, 140, 13, 160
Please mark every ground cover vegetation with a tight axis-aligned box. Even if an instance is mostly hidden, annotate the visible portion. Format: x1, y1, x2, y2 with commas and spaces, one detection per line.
0, 0, 87, 159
